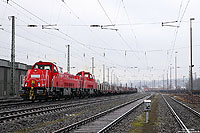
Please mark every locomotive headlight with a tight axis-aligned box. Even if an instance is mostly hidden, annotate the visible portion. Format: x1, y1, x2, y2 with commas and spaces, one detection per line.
37, 82, 40, 87
25, 82, 28, 87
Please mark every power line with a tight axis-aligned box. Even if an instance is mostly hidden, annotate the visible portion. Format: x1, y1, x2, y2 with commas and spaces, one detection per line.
58, 22, 162, 27
166, 0, 191, 74
177, 0, 184, 21
58, 0, 124, 60
179, 0, 191, 24
121, 0, 137, 46
56, 1, 137, 70
2, 0, 166, 82
96, 0, 146, 67
16, 17, 98, 66
96, 0, 146, 79
2, 29, 66, 53
97, 0, 113, 25
114, 0, 122, 24
10, 0, 49, 24
2, 1, 131, 76
121, 0, 148, 68
5, 0, 108, 62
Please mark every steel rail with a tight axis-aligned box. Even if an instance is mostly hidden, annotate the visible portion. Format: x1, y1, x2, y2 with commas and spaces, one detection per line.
170, 96, 200, 118
97, 95, 152, 133
0, 99, 24, 104
52, 95, 151, 133
0, 95, 129, 116
0, 101, 33, 108
0, 94, 138, 122
0, 94, 130, 109
161, 94, 190, 133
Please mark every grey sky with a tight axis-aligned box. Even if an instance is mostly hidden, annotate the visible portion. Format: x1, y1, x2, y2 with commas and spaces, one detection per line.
0, 0, 200, 85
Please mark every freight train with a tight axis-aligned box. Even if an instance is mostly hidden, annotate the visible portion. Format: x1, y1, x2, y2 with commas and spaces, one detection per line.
19, 61, 137, 102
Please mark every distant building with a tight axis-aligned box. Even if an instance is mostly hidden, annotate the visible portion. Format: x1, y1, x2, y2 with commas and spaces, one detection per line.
0, 59, 32, 97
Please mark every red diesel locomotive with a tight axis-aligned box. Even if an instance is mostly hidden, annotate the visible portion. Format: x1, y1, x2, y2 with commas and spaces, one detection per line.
19, 61, 137, 102
19, 61, 98, 101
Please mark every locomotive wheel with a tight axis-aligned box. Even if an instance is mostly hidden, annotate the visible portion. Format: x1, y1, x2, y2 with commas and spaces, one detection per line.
52, 97, 56, 101
31, 97, 35, 102
64, 97, 67, 100
45, 98, 48, 102
68, 95, 72, 99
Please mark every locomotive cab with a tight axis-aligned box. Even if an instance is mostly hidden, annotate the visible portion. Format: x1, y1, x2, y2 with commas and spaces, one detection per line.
75, 71, 95, 81
75, 71, 98, 96
19, 61, 59, 101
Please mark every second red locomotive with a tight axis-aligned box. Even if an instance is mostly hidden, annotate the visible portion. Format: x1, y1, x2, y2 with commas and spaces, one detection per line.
19, 61, 97, 101
19, 61, 137, 102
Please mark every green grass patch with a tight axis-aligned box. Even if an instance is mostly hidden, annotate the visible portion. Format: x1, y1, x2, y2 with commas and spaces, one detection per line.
129, 94, 160, 133
129, 113, 146, 133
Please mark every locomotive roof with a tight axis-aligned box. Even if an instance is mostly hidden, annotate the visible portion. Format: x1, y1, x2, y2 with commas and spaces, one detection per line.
77, 71, 92, 74
34, 61, 56, 65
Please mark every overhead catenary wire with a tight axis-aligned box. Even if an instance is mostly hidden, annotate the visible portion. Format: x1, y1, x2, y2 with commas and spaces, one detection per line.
96, 0, 148, 79
114, 0, 122, 24
1, 28, 90, 69
1, 22, 92, 68
45, 1, 139, 73
2, 0, 136, 79
121, 0, 149, 70
11, 17, 184, 54
97, 0, 146, 69
3, 1, 108, 63
2, 0, 191, 82
121, 0, 138, 48
58, 0, 125, 60
177, 0, 184, 21
165, 0, 191, 76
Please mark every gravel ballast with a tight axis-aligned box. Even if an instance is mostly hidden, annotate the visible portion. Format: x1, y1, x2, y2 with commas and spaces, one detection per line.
107, 94, 181, 133
0, 93, 145, 132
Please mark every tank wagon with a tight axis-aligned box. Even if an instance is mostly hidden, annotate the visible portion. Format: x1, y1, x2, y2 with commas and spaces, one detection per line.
19, 61, 137, 102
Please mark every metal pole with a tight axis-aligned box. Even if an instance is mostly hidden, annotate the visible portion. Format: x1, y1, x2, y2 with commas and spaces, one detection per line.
10, 16, 15, 96
183, 76, 185, 89
163, 74, 164, 89
67, 45, 70, 73
194, 72, 196, 80
170, 65, 172, 90
107, 68, 109, 83
114, 74, 115, 85
92, 57, 94, 75
110, 71, 113, 85
103, 64, 105, 83
116, 77, 118, 86
175, 52, 177, 89
146, 112, 149, 123
167, 72, 168, 91
190, 18, 195, 94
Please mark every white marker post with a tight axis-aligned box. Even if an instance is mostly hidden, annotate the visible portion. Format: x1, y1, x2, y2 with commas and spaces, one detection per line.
144, 100, 151, 123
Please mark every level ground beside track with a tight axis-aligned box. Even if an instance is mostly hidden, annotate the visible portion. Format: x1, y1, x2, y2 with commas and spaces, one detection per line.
1, 93, 200, 133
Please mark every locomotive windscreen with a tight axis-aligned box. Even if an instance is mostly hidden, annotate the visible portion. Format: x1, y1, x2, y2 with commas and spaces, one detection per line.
33, 64, 52, 70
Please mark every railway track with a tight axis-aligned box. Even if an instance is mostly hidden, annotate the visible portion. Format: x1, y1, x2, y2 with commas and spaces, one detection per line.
0, 98, 23, 104
0, 101, 33, 109
161, 94, 200, 133
52, 94, 152, 133
0, 94, 139, 123
0, 97, 72, 110
0, 94, 133, 111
